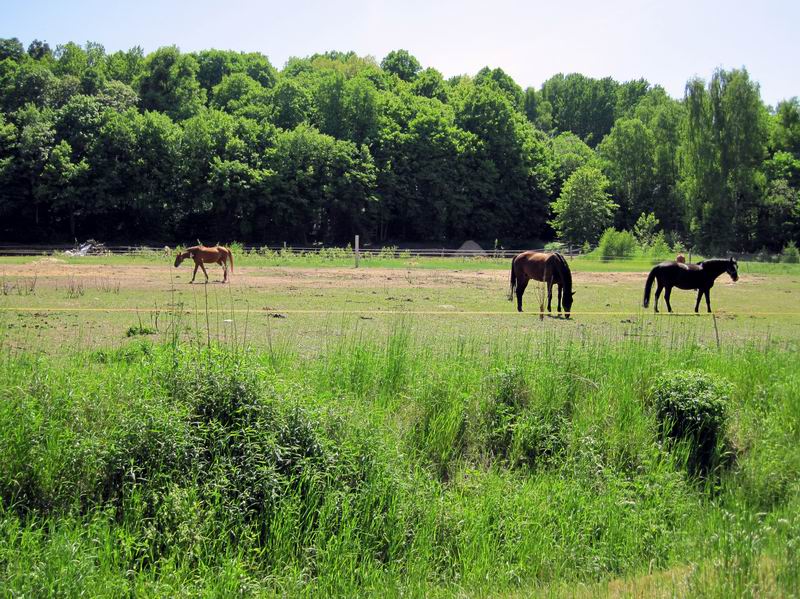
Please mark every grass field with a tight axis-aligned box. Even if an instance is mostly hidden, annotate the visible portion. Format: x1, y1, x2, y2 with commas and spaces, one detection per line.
1, 254, 799, 597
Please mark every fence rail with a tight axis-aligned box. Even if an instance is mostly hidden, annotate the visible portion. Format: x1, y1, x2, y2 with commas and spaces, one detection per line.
0, 243, 786, 264
0, 244, 570, 259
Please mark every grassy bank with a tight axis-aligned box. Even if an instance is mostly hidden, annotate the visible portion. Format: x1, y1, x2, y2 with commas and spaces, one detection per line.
1, 323, 798, 596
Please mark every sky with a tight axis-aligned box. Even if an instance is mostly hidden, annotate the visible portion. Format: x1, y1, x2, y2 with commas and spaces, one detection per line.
3, 0, 799, 106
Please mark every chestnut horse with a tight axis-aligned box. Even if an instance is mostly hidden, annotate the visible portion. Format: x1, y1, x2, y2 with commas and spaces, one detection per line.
509, 251, 574, 317
643, 257, 738, 313
174, 244, 234, 283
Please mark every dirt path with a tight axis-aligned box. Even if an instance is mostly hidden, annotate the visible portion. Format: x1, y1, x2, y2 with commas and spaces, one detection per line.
3, 261, 657, 290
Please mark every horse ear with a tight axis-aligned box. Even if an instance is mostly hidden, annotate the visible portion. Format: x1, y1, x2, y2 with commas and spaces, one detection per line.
571, 291, 576, 297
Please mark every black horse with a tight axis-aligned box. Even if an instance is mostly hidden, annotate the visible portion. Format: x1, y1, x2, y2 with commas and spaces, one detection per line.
643, 258, 739, 313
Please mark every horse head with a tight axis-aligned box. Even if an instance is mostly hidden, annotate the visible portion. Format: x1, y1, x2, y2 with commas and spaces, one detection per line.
727, 257, 739, 281
563, 290, 575, 318
174, 252, 186, 267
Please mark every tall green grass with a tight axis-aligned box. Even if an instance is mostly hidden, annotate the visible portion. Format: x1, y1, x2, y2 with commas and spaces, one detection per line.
0, 322, 798, 597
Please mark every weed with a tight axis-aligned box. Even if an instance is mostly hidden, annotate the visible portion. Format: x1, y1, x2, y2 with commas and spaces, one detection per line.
65, 275, 84, 298
126, 324, 157, 337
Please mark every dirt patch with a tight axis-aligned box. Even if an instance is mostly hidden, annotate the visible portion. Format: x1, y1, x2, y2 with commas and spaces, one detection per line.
0, 263, 756, 291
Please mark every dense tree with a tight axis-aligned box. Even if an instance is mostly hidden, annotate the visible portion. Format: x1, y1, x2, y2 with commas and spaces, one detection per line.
270, 77, 314, 130
550, 166, 617, 245
411, 67, 448, 103
105, 47, 145, 85
380, 50, 421, 82
138, 46, 205, 120
681, 69, 768, 251
455, 82, 554, 238
210, 73, 265, 113
27, 40, 52, 61
598, 117, 655, 228
551, 132, 596, 185
475, 67, 524, 109
0, 39, 797, 250
540, 73, 618, 145
0, 38, 24, 62
772, 98, 800, 155
523, 87, 553, 132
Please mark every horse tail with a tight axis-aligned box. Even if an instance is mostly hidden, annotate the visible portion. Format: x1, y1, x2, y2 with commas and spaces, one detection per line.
643, 267, 657, 308
227, 247, 234, 272
508, 256, 517, 301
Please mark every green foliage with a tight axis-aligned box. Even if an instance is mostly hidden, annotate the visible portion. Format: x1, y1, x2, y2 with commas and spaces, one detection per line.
1, 324, 798, 595
597, 227, 637, 258
0, 42, 797, 251
780, 241, 800, 263
599, 117, 655, 227
649, 370, 731, 476
681, 68, 768, 252
550, 166, 617, 245
551, 131, 596, 183
633, 212, 660, 246
380, 49, 421, 81
125, 324, 156, 337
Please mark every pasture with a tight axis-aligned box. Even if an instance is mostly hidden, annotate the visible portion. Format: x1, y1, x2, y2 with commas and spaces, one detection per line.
1, 253, 799, 597
1, 253, 799, 354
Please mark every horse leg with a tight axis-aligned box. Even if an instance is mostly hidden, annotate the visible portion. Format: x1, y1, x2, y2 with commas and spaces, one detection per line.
557, 284, 563, 313
547, 282, 553, 312
219, 259, 227, 283
516, 279, 528, 313
664, 286, 673, 313
199, 262, 209, 283
705, 289, 712, 313
695, 290, 703, 313
654, 284, 663, 313
191, 263, 199, 283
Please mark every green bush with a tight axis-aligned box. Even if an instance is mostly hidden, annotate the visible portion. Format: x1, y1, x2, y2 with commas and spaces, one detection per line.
780, 241, 800, 263
649, 370, 731, 476
647, 231, 672, 260
597, 227, 637, 258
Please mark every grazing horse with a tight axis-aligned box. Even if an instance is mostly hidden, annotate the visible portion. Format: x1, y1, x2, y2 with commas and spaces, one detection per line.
643, 257, 738, 313
174, 244, 234, 283
509, 251, 574, 317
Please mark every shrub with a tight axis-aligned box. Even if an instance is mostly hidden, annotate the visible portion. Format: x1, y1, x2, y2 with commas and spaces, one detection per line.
649, 370, 731, 476
780, 241, 800, 263
647, 231, 672, 260
597, 228, 637, 258
633, 212, 659, 246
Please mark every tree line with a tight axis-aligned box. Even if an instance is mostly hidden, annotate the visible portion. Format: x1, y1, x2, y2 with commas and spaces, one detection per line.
0, 38, 798, 253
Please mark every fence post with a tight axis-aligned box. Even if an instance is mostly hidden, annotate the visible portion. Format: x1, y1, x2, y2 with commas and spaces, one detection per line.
568, 244, 572, 260
355, 235, 360, 268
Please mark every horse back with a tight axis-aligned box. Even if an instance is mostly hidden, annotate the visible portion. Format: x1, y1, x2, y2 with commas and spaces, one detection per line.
513, 251, 555, 282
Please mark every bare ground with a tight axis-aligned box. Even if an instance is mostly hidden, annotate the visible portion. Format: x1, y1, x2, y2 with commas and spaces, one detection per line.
1, 261, 668, 290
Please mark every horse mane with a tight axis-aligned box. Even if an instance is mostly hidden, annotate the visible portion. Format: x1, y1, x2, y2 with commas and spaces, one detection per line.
554, 252, 572, 292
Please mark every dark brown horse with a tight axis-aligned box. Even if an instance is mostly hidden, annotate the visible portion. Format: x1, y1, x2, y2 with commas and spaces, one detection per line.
174, 244, 234, 283
509, 251, 574, 317
643, 257, 738, 313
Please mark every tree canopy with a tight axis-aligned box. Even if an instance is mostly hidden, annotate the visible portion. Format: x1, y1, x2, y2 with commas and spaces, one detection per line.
0, 38, 797, 252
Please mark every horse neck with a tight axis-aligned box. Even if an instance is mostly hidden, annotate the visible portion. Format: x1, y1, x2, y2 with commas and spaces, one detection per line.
556, 254, 572, 290
702, 260, 729, 279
